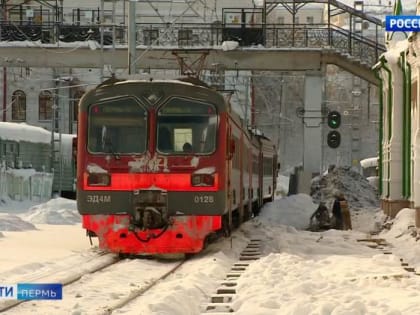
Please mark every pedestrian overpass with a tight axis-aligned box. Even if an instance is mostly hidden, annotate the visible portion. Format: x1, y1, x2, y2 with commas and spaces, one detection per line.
0, 0, 386, 174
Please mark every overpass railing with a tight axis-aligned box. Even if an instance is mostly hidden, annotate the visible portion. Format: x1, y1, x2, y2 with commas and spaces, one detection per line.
0, 21, 386, 66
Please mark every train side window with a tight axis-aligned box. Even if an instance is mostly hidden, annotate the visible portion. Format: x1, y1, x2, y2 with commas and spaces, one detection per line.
263, 157, 273, 175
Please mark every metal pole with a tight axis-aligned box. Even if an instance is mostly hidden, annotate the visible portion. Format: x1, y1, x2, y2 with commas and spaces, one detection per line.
112, 0, 116, 50
100, 0, 104, 81
2, 2, 6, 122
128, 0, 136, 75
244, 75, 249, 126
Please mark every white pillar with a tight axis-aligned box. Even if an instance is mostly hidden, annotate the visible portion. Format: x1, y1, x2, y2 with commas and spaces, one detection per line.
303, 71, 323, 175
388, 62, 404, 201
413, 67, 420, 208
382, 74, 390, 198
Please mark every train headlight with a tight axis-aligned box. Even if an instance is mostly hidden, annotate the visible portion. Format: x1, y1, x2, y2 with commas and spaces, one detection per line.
88, 173, 111, 186
191, 174, 215, 187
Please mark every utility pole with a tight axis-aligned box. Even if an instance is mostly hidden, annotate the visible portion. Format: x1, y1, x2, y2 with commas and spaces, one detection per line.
100, 0, 104, 81
2, 0, 7, 122
128, 0, 137, 75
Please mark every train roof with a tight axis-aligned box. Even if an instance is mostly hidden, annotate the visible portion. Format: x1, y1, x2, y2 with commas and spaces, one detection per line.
97, 76, 209, 89
81, 76, 228, 112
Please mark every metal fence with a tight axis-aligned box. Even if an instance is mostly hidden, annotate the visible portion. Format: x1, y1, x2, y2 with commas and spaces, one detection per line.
0, 166, 53, 202
0, 21, 386, 66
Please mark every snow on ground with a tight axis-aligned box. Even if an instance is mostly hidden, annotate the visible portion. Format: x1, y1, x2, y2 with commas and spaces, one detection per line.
0, 197, 42, 214
1, 169, 420, 314
0, 224, 94, 272
20, 197, 81, 225
0, 214, 36, 231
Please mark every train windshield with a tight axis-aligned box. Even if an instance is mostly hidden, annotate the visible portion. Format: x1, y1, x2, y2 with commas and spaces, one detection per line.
157, 98, 217, 154
87, 98, 147, 155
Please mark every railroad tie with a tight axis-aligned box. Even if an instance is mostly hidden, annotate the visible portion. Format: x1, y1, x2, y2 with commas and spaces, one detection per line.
358, 237, 420, 276
200, 238, 263, 314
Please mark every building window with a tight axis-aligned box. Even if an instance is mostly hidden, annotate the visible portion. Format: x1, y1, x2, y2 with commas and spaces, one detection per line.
178, 29, 193, 46
306, 16, 314, 24
39, 90, 54, 120
295, 16, 300, 24
277, 16, 285, 24
11, 90, 26, 121
143, 29, 158, 46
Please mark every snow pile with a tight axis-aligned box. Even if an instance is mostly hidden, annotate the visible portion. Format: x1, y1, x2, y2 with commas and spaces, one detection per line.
0, 214, 37, 231
360, 157, 378, 169
221, 40, 239, 51
21, 197, 80, 225
311, 166, 379, 210
382, 208, 416, 239
380, 208, 420, 269
259, 193, 318, 230
0, 197, 43, 214
275, 175, 289, 197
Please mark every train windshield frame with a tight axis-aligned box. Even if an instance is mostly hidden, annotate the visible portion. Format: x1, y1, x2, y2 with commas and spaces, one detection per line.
87, 97, 148, 155
156, 97, 218, 155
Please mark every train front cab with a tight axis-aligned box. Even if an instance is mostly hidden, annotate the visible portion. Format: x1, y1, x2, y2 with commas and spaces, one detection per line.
77, 81, 237, 255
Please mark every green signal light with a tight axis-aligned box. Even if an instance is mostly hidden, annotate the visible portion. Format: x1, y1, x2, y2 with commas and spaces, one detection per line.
327, 111, 341, 129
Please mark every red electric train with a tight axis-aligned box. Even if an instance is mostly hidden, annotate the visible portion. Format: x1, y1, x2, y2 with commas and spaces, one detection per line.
76, 76, 278, 255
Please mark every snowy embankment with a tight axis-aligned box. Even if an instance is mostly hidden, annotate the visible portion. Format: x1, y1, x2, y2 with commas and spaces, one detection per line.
1, 167, 420, 314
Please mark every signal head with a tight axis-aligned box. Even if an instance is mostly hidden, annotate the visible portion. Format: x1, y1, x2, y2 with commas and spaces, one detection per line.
327, 110, 341, 129
327, 130, 341, 149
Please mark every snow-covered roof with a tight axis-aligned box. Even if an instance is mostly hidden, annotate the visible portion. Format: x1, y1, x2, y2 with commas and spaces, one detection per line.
0, 122, 51, 144
338, 0, 416, 12
360, 156, 378, 169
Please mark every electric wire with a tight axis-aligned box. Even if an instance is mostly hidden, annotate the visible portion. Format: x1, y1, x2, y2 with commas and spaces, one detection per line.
121, 0, 202, 76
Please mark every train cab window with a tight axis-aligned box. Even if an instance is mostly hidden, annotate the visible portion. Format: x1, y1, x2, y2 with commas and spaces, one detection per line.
174, 128, 192, 152
263, 157, 273, 175
157, 98, 217, 155
87, 98, 147, 155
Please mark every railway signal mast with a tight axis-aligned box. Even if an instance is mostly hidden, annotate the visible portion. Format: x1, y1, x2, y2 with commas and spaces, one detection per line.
327, 110, 341, 149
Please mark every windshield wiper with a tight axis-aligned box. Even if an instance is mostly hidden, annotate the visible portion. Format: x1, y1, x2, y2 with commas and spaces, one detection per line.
104, 139, 121, 160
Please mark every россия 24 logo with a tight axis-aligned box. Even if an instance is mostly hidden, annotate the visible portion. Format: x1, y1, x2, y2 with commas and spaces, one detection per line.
386, 15, 420, 32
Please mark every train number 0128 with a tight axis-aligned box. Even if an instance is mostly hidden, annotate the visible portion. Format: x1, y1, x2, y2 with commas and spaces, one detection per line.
193, 195, 215, 204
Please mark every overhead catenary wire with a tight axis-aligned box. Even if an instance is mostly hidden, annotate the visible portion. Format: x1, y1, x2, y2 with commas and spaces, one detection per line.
121, 0, 202, 76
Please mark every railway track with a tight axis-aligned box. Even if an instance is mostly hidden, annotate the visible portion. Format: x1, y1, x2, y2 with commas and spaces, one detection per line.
357, 235, 420, 276
0, 251, 119, 313
200, 237, 264, 315
3, 254, 187, 315
96, 259, 186, 315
